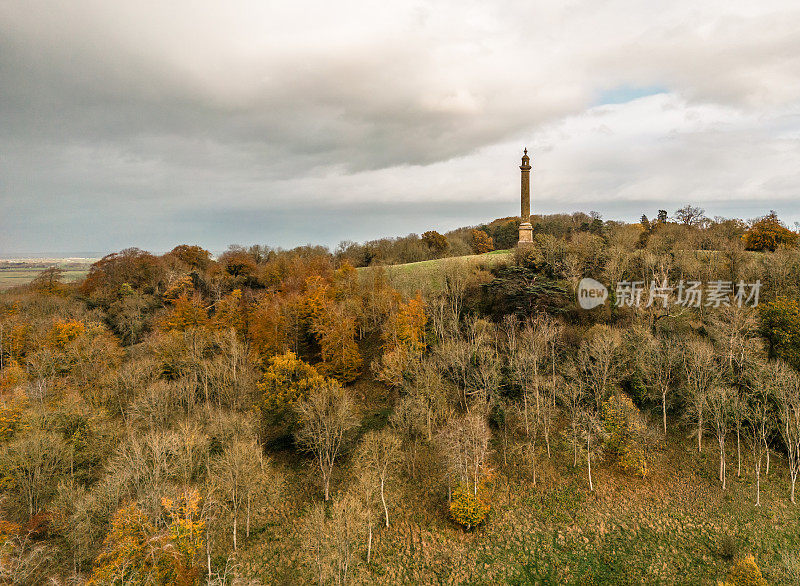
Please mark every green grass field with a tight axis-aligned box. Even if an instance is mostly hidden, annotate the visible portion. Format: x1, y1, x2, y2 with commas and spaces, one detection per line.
367, 249, 513, 296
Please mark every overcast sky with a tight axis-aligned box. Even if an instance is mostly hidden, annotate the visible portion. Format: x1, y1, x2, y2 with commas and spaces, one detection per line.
2, 1, 799, 255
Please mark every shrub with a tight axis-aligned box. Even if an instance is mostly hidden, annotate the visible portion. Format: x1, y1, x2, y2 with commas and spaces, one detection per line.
720, 554, 767, 586
602, 393, 649, 477
449, 482, 491, 530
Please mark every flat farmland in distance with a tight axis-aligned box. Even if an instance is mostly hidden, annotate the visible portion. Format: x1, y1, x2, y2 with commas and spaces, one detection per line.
0, 259, 97, 289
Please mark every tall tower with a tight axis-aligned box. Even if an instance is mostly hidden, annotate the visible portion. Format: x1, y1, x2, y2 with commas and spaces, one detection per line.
518, 148, 533, 243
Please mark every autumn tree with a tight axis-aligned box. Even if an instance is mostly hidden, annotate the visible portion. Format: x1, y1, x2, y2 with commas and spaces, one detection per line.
470, 229, 494, 254
311, 301, 363, 383
743, 211, 799, 251
31, 266, 65, 295
256, 351, 324, 443
422, 231, 449, 256
86, 502, 161, 585
295, 379, 359, 501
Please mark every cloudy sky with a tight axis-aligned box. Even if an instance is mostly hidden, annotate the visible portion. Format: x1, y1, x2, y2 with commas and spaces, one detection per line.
2, 1, 799, 255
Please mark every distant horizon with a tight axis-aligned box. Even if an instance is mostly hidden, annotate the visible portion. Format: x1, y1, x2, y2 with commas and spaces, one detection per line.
2, 203, 798, 259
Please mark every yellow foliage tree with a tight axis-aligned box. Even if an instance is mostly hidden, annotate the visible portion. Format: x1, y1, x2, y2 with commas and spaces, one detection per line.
257, 351, 325, 441
160, 294, 209, 332
449, 481, 491, 531
50, 320, 86, 349
88, 495, 205, 586
602, 393, 650, 477
719, 554, 768, 586
212, 289, 246, 333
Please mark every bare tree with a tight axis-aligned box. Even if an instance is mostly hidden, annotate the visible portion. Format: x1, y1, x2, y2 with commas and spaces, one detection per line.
402, 358, 451, 441
579, 407, 606, 492
559, 370, 585, 468
0, 431, 67, 520
465, 318, 502, 409
208, 437, 278, 550
353, 429, 401, 562
673, 205, 707, 227
682, 339, 719, 453
773, 362, 800, 503
304, 494, 365, 586
745, 376, 773, 507
295, 379, 359, 501
707, 385, 733, 489
637, 332, 681, 436
576, 326, 622, 411
437, 413, 491, 497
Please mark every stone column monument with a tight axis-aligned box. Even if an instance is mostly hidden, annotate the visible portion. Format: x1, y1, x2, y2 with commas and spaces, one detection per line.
518, 148, 533, 243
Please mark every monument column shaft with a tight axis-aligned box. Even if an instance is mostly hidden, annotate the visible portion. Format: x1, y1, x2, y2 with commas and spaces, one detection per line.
518, 149, 533, 244
520, 167, 531, 223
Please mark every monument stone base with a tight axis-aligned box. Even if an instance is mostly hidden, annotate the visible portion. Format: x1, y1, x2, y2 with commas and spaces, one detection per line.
518, 222, 533, 244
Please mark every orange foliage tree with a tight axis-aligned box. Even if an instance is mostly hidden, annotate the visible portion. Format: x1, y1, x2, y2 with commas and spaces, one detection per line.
375, 294, 427, 386
470, 229, 495, 254
159, 295, 209, 332
743, 211, 799, 251
88, 493, 205, 586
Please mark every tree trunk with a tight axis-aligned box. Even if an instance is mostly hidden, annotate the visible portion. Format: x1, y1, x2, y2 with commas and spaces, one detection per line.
756, 470, 761, 507
246, 493, 251, 538
233, 514, 238, 551
380, 476, 389, 528
587, 436, 593, 492
662, 391, 668, 436
736, 428, 741, 477
697, 413, 703, 453
207, 527, 212, 582
367, 521, 373, 564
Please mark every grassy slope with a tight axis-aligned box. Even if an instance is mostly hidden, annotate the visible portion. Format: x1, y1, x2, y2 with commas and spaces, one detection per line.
371, 249, 512, 296
239, 414, 800, 585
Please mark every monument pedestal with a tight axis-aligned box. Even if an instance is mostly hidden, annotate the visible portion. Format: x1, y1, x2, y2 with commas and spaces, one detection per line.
518, 222, 533, 243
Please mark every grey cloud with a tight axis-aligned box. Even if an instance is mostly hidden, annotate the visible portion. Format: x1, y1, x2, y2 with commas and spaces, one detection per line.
1, 1, 799, 254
